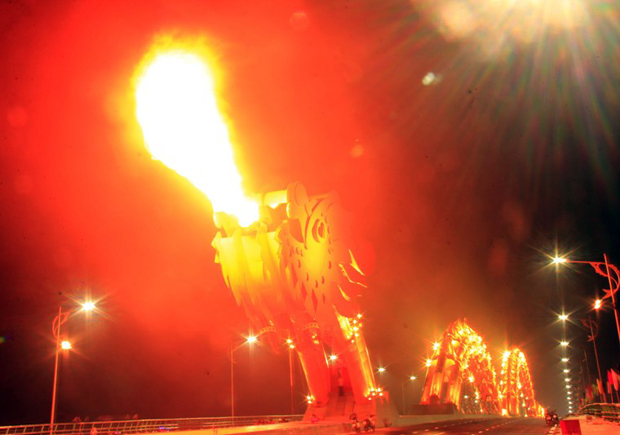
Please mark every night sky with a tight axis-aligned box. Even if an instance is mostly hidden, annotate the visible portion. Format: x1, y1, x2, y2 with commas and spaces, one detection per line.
2, 0, 620, 425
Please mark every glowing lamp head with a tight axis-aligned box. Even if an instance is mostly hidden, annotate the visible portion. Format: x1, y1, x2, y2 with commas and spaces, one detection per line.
246, 335, 258, 344
425, 359, 432, 367
410, 375, 417, 380
329, 354, 338, 361
562, 358, 568, 362
135, 48, 259, 226
61, 340, 72, 350
558, 314, 568, 321
594, 299, 602, 310
553, 257, 567, 264
563, 369, 569, 373
377, 367, 386, 373
81, 301, 96, 312
560, 341, 569, 347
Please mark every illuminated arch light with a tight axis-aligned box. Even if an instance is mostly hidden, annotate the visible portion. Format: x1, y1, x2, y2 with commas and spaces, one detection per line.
499, 348, 538, 416
420, 319, 542, 416
420, 319, 501, 414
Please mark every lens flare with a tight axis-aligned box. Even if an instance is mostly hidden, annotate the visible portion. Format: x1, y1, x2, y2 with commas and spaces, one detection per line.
135, 42, 259, 226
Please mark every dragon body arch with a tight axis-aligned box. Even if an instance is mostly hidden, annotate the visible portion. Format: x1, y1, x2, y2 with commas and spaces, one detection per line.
421, 319, 543, 416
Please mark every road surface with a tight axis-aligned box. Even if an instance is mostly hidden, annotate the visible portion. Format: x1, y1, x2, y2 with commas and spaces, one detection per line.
377, 417, 547, 434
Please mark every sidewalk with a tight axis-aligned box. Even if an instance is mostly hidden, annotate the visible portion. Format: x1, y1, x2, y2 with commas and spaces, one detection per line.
558, 415, 620, 434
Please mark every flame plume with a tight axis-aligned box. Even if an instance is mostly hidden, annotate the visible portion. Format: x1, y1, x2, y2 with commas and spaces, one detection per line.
135, 45, 259, 226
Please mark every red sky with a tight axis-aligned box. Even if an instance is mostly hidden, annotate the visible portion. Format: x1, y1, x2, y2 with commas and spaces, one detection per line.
1, 0, 619, 424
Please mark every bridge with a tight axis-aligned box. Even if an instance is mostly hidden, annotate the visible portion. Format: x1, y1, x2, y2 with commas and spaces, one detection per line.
131, 47, 546, 427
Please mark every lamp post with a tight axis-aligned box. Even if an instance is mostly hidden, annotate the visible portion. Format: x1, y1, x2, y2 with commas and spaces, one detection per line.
50, 301, 95, 435
230, 329, 272, 419
553, 254, 620, 347
286, 338, 295, 414
401, 376, 417, 415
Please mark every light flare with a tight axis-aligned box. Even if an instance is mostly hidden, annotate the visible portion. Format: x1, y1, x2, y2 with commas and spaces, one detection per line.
422, 0, 590, 47
135, 45, 259, 226
81, 301, 96, 312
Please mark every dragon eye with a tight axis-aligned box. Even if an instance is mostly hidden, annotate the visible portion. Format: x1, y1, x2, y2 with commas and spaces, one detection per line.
312, 220, 326, 242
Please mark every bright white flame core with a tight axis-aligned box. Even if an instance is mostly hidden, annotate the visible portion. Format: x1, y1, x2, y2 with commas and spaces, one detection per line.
136, 51, 259, 226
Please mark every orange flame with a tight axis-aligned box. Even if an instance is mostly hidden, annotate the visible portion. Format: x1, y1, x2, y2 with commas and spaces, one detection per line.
134, 41, 259, 226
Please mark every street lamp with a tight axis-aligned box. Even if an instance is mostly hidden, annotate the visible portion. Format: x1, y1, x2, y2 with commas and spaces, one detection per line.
230, 335, 257, 419
560, 341, 569, 347
401, 375, 417, 415
229, 329, 271, 419
286, 338, 295, 414
553, 254, 620, 346
50, 301, 95, 435
559, 314, 569, 321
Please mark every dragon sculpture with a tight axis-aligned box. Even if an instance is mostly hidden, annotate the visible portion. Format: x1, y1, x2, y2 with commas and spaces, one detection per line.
212, 182, 387, 420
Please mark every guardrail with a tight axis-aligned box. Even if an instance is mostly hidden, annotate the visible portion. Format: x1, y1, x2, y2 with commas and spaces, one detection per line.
578, 403, 620, 423
0, 415, 304, 435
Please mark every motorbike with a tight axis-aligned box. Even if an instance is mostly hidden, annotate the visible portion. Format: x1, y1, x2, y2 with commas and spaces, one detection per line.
361, 417, 375, 432
351, 417, 361, 433
545, 412, 559, 426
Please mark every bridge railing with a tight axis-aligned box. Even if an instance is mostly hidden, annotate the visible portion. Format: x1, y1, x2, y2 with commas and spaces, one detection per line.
578, 403, 620, 423
0, 415, 304, 435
